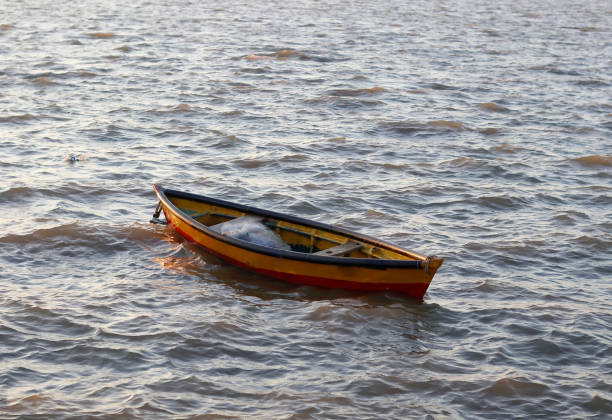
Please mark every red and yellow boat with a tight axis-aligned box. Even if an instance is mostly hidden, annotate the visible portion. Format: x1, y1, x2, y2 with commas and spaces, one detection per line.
152, 184, 443, 299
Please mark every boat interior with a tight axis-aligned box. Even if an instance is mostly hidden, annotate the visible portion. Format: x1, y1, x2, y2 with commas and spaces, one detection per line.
168, 196, 418, 261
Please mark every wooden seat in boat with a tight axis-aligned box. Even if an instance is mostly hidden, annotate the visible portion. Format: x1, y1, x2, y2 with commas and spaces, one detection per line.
314, 241, 362, 257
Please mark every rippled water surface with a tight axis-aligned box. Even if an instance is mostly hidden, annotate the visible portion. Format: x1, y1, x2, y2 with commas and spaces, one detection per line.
1, 0, 611, 418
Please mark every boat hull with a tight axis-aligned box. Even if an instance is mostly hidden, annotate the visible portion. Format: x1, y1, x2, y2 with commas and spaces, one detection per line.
153, 185, 442, 299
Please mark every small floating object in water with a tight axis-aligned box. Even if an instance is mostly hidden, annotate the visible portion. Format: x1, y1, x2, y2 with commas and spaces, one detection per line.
66, 153, 87, 162
151, 184, 443, 298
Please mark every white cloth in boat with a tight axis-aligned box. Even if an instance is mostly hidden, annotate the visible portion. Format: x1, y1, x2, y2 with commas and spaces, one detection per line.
210, 215, 291, 251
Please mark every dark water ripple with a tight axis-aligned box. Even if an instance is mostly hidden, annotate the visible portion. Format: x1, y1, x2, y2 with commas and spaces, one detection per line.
1, 0, 611, 418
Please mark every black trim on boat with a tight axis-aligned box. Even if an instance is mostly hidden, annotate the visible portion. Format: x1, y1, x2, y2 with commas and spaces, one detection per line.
154, 184, 425, 269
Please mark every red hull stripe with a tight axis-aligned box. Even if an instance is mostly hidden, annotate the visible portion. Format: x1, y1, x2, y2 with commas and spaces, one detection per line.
251, 266, 430, 298
169, 220, 429, 299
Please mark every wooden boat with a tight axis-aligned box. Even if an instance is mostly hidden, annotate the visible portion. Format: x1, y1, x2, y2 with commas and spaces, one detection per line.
152, 184, 443, 299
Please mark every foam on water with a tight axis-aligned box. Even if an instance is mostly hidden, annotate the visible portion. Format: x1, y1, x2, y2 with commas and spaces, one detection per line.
0, 0, 611, 418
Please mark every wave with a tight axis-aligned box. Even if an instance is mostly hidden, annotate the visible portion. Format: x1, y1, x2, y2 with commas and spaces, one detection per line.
273, 49, 297, 59
573, 235, 611, 251
0, 113, 38, 123
482, 376, 550, 398
305, 95, 383, 109
491, 142, 524, 153
375, 120, 427, 135
427, 82, 457, 90
477, 195, 529, 210
427, 120, 466, 131
65, 71, 96, 78
0, 186, 41, 202
147, 103, 200, 115
0, 221, 161, 257
172, 103, 193, 112
32, 76, 58, 85
582, 395, 612, 413
26, 71, 97, 83
232, 156, 276, 169
151, 243, 213, 277
228, 82, 254, 91
0, 184, 119, 204
4, 299, 96, 338
480, 127, 502, 135
208, 134, 247, 149
442, 157, 492, 168
2, 392, 59, 413
434, 194, 529, 211
88, 32, 115, 39
238, 48, 345, 63
279, 154, 309, 163
96, 328, 185, 342
574, 79, 609, 87
483, 29, 501, 37
562, 26, 602, 33
529, 63, 581, 76
0, 221, 96, 243
239, 67, 267, 74
478, 102, 509, 112
42, 343, 150, 372
165, 338, 265, 364
571, 155, 612, 167
242, 48, 304, 61
326, 86, 385, 97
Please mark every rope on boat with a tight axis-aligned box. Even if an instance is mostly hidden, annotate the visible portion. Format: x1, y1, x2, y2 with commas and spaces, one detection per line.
424, 256, 432, 274
424, 255, 441, 274
150, 201, 167, 225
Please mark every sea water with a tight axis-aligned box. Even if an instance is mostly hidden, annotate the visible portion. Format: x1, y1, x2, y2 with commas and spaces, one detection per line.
0, 0, 610, 418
